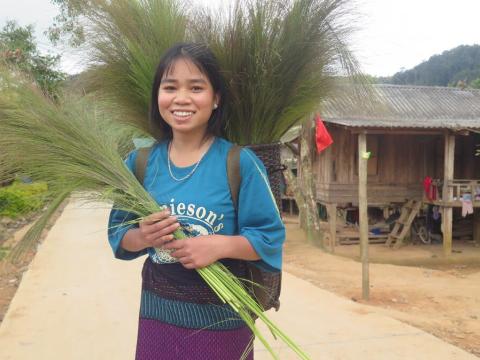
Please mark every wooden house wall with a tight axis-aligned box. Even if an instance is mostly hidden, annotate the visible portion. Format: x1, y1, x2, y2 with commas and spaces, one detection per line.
316, 126, 443, 204
454, 133, 480, 179
314, 126, 480, 205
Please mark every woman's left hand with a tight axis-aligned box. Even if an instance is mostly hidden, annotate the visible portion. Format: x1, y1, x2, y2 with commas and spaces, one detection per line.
162, 235, 224, 269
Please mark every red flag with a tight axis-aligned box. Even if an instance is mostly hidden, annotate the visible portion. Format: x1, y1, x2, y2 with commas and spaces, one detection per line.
315, 115, 333, 153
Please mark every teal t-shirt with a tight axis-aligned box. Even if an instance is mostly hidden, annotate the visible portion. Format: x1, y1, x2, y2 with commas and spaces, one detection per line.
108, 137, 285, 270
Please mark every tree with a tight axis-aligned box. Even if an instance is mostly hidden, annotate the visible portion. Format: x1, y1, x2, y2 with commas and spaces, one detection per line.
47, 0, 90, 47
471, 78, 480, 89
380, 45, 480, 87
283, 120, 324, 247
0, 21, 65, 99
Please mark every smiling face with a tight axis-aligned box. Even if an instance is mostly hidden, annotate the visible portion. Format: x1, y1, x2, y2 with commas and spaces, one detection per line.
158, 58, 219, 138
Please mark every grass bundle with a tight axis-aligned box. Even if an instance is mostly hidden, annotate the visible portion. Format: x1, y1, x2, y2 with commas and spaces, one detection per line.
0, 68, 309, 359
70, 0, 363, 144
193, 0, 363, 144
69, 0, 187, 134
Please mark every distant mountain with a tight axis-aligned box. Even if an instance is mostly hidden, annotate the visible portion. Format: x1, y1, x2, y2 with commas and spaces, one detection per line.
377, 45, 480, 88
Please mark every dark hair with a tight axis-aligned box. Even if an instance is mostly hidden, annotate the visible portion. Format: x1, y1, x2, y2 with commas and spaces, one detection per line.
150, 43, 227, 140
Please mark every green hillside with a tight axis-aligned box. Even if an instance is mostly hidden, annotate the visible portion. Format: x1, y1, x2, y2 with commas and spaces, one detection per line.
377, 45, 480, 88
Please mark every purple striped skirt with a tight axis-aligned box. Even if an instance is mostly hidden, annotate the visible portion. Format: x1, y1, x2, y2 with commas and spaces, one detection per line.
135, 318, 254, 360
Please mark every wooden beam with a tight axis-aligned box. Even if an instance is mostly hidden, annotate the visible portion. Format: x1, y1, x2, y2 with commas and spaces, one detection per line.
358, 133, 369, 300
327, 203, 337, 253
442, 133, 455, 256
427, 200, 480, 207
350, 129, 443, 135
455, 129, 469, 136
466, 128, 480, 135
284, 142, 300, 157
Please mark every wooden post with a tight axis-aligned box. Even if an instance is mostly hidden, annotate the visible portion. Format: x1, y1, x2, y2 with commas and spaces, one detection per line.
327, 203, 337, 253
358, 133, 369, 300
474, 209, 480, 246
300, 123, 323, 247
284, 166, 307, 225
442, 133, 455, 256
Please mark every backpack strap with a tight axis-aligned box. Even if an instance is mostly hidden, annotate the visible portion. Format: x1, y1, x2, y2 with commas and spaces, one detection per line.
134, 146, 153, 185
227, 145, 242, 210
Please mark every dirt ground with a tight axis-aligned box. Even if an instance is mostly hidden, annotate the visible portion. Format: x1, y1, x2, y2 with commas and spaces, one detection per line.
0, 203, 66, 324
0, 247, 34, 323
0, 222, 36, 324
283, 219, 480, 357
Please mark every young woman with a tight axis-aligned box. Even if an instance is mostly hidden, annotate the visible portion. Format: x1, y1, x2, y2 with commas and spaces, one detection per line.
108, 43, 285, 360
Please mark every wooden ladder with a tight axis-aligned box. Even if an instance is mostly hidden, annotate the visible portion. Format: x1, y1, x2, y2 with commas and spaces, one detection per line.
386, 199, 422, 248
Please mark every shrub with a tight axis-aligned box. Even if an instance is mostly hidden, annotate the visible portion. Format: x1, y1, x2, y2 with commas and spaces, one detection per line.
0, 247, 8, 260
0, 182, 48, 218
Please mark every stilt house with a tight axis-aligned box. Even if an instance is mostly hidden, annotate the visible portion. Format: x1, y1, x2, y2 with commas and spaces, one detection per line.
305, 84, 480, 253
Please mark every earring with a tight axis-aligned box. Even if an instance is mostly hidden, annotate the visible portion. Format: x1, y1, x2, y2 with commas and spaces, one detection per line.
213, 103, 218, 109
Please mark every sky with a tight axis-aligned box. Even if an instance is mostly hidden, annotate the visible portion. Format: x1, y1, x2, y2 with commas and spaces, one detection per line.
1, 0, 479, 76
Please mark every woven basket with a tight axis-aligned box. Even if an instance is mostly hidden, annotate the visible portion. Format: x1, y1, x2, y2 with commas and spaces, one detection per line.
246, 143, 283, 212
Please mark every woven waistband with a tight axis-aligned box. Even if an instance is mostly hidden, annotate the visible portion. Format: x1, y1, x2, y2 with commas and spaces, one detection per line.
141, 257, 247, 305
140, 290, 244, 331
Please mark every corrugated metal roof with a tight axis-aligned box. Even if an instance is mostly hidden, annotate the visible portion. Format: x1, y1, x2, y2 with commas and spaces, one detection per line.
321, 84, 480, 129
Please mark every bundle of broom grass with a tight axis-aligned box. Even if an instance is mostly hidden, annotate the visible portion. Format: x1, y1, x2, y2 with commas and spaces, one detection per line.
0, 67, 309, 359
63, 0, 187, 135
193, 0, 364, 144
68, 0, 363, 144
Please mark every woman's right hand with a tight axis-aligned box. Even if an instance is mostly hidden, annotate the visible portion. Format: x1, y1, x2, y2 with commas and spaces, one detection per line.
138, 209, 180, 248
120, 209, 180, 252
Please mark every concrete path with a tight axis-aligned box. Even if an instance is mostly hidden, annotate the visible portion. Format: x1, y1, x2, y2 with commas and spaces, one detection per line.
0, 199, 477, 360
